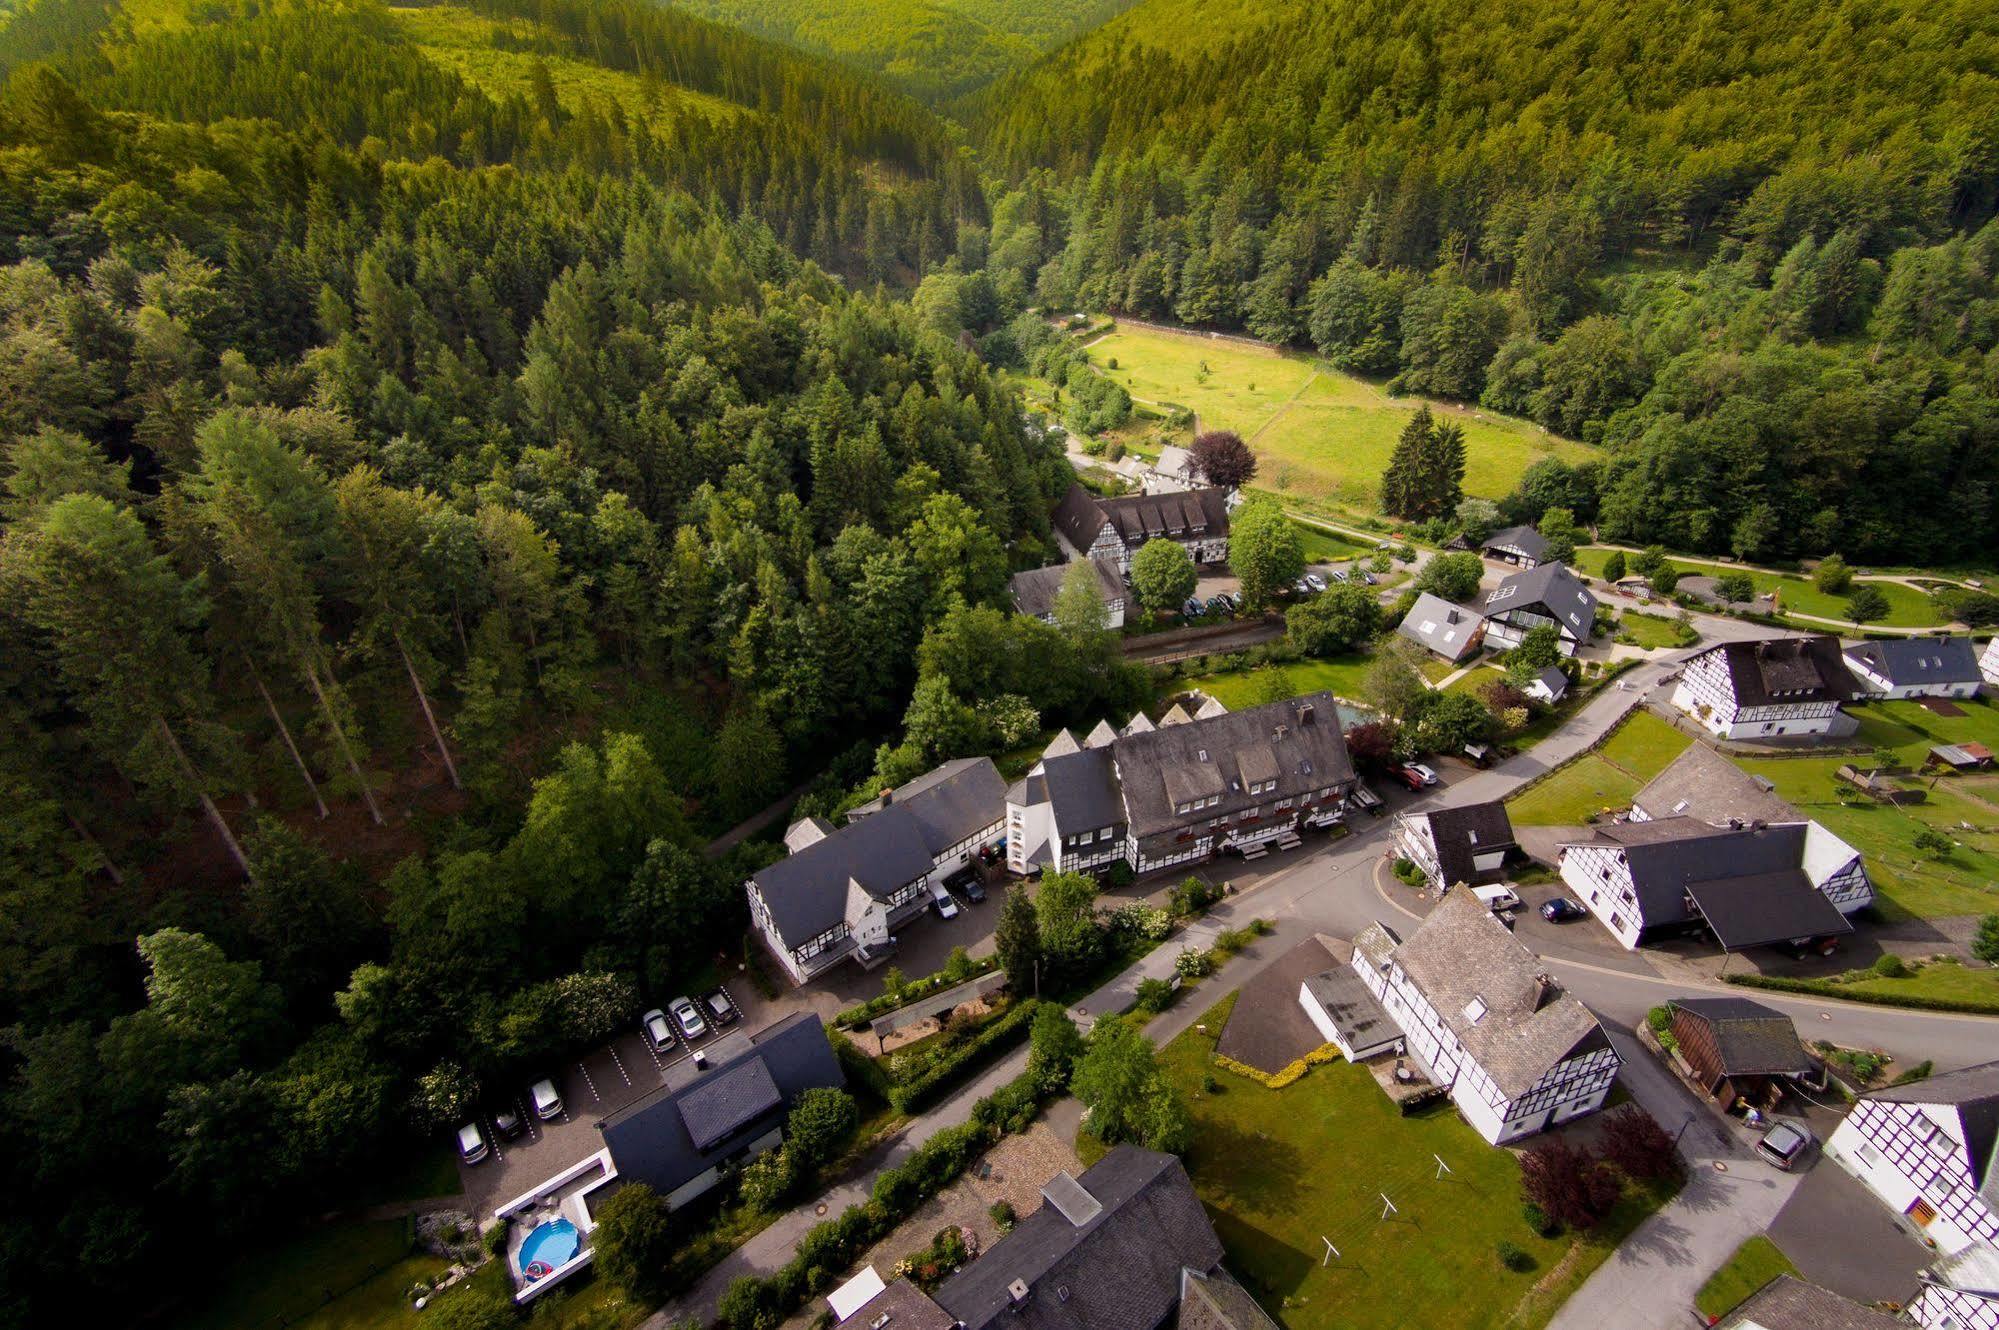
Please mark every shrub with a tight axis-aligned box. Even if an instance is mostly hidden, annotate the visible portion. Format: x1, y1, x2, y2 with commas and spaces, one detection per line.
739, 1146, 800, 1212
890, 1000, 1041, 1113
1975, 915, 1999, 964
988, 1200, 1015, 1231
1211, 926, 1255, 958
1871, 953, 1912, 978
1519, 1139, 1622, 1232
1598, 1106, 1679, 1181
1201, 1072, 1221, 1093
1134, 977, 1176, 1014
1893, 1060, 1935, 1086
1913, 828, 1955, 859
1169, 876, 1222, 917
786, 1087, 860, 1169
1174, 947, 1215, 978
483, 1217, 510, 1256
591, 1182, 677, 1304
1645, 1005, 1672, 1034
1496, 1241, 1534, 1272
1522, 1202, 1559, 1238
1027, 1001, 1085, 1093
1109, 902, 1172, 942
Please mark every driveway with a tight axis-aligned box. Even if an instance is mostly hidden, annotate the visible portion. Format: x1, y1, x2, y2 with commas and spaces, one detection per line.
1766, 1156, 1933, 1304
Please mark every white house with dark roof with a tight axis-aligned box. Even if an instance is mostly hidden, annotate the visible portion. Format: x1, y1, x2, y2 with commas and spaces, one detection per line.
1008, 556, 1127, 628
1670, 635, 1861, 739
1912, 1243, 1999, 1330
1825, 1061, 1999, 1259
1006, 692, 1358, 878
749, 758, 1006, 984
1480, 525, 1551, 568
1983, 637, 1999, 687
1344, 890, 1620, 1144
1717, 1275, 1910, 1330
1051, 481, 1231, 570
1397, 591, 1487, 662
1844, 636, 1985, 699
1479, 562, 1597, 655
1556, 815, 1868, 951
1392, 801, 1517, 889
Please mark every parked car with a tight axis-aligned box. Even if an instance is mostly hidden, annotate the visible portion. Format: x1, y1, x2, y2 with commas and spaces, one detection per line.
929, 879, 961, 919
946, 865, 986, 903
1389, 765, 1427, 792
702, 988, 739, 1027
977, 842, 1004, 866
1755, 1121, 1814, 1171
642, 1007, 675, 1053
493, 1106, 525, 1139
529, 1078, 563, 1121
1293, 577, 1314, 594
457, 1122, 489, 1163
1220, 591, 1242, 611
1471, 884, 1523, 914
1403, 762, 1439, 786
1182, 597, 1203, 617
1539, 897, 1587, 923
668, 995, 707, 1041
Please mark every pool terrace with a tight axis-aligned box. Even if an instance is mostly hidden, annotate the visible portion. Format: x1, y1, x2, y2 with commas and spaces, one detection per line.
493, 1147, 620, 1303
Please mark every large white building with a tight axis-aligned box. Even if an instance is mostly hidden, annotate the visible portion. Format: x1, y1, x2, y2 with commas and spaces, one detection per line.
747, 759, 1006, 984
1669, 636, 1861, 740
1335, 890, 1620, 1144
1844, 636, 1985, 700
1824, 1062, 1999, 1260
1477, 562, 1598, 656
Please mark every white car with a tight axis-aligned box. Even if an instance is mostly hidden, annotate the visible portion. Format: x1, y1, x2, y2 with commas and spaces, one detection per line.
1407, 762, 1439, 786
642, 1008, 675, 1053
457, 1122, 488, 1163
668, 996, 707, 1041
928, 879, 960, 918
1305, 573, 1328, 592
530, 1078, 563, 1120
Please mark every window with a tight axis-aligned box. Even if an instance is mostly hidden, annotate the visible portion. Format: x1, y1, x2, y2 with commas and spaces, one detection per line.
1462, 996, 1487, 1025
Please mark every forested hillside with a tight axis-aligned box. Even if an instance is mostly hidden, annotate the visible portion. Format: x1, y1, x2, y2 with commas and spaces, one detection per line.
0, 2, 1147, 1322
953, 0, 1999, 563
668, 0, 1137, 103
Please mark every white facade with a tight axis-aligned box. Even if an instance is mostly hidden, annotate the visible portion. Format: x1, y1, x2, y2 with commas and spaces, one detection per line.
1844, 650, 1984, 699
1913, 1278, 1999, 1330
1392, 812, 1507, 889
1670, 644, 1847, 739
1983, 637, 1999, 686
1348, 940, 1618, 1144
1826, 1098, 1999, 1257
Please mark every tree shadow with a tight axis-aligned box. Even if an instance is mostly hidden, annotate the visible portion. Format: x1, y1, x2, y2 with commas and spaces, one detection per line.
1189, 1117, 1309, 1216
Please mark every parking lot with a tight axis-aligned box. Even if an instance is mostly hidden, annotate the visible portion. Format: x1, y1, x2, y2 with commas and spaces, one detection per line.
455, 982, 764, 1216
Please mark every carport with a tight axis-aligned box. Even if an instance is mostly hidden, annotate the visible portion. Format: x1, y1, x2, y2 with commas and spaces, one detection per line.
1683, 869, 1852, 952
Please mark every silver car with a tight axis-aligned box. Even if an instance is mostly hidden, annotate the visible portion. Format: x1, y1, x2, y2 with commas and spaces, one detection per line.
530, 1078, 563, 1121
642, 1007, 675, 1054
457, 1122, 488, 1163
668, 996, 707, 1042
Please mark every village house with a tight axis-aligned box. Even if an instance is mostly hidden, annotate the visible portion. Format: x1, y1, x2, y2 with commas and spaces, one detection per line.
1006, 693, 1358, 877
1478, 562, 1597, 656
1524, 665, 1570, 705
1824, 1061, 1999, 1259
1665, 997, 1817, 1113
1479, 524, 1551, 567
1397, 590, 1487, 663
1391, 801, 1518, 889
1911, 1244, 1999, 1330
1843, 636, 1986, 699
1555, 815, 1866, 951
748, 758, 1006, 984
1669, 635, 1862, 740
1143, 443, 1200, 494
1336, 890, 1620, 1144
1008, 556, 1127, 628
1716, 1275, 1909, 1330
1982, 636, 1999, 687
1052, 481, 1232, 570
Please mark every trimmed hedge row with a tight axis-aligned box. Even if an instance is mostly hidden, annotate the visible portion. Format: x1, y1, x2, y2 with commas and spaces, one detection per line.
889, 997, 1040, 1113
1725, 973, 1999, 1016
1213, 1044, 1340, 1090
716, 1026, 1057, 1330
834, 955, 1001, 1029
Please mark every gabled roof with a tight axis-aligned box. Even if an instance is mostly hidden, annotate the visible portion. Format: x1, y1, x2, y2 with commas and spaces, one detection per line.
1924, 1241, 1999, 1298
847, 757, 1007, 855
1410, 801, 1517, 885
1699, 636, 1861, 707
1097, 487, 1232, 545
1863, 1059, 1999, 1208
837, 1278, 955, 1330
1635, 745, 1799, 827
1565, 817, 1846, 939
1193, 696, 1228, 720
1010, 556, 1126, 619
1481, 525, 1550, 560
1481, 563, 1597, 640
1053, 483, 1113, 552
1398, 591, 1485, 661
1382, 890, 1608, 1099
1718, 1275, 1906, 1330
933, 1147, 1223, 1330
1112, 692, 1355, 839
1039, 747, 1124, 836
1043, 729, 1082, 758
603, 1015, 842, 1195
1085, 719, 1120, 749
1176, 1267, 1280, 1330
1668, 997, 1813, 1076
1531, 665, 1569, 698
1844, 636, 1983, 687
750, 806, 938, 946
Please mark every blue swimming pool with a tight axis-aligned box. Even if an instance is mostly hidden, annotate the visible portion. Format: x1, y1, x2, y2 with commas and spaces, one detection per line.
517, 1217, 580, 1280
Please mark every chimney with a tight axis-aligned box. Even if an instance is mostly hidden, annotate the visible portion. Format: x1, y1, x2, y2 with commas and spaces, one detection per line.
1274, 723, 1289, 741
1532, 972, 1559, 1011
1299, 703, 1316, 726
692, 1048, 707, 1070
1007, 1279, 1031, 1306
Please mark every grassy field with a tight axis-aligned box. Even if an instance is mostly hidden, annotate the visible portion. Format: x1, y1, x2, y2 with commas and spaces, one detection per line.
179, 1219, 445, 1330
1815, 956, 1999, 1008
1505, 711, 1691, 826
1614, 610, 1692, 650
1083, 325, 1595, 506
1695, 1236, 1797, 1320
1573, 548, 1946, 628
1161, 995, 1679, 1330
1293, 519, 1376, 564
1737, 700, 1999, 922
1173, 655, 1376, 710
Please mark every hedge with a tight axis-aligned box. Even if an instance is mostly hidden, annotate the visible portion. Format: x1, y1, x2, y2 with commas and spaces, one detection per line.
834, 955, 1001, 1028
1213, 1044, 1341, 1090
888, 998, 1040, 1113
716, 1051, 1061, 1329
1725, 973, 1999, 1016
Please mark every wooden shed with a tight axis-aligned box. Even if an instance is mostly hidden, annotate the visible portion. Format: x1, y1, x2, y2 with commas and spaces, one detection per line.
1667, 997, 1816, 1112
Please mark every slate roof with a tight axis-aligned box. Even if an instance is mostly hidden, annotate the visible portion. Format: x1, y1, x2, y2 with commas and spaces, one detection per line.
933, 1147, 1223, 1330
1668, 997, 1813, 1076
1039, 747, 1124, 838
836, 1278, 955, 1330
750, 807, 938, 947
1718, 1275, 1907, 1330
1863, 1059, 1999, 1208
1153, 444, 1195, 482
1053, 484, 1113, 552
1111, 692, 1355, 840
1385, 890, 1608, 1099
1398, 591, 1485, 661
847, 757, 1007, 853
602, 1015, 842, 1196
1566, 817, 1854, 941
1414, 801, 1517, 886
1481, 563, 1597, 640
1531, 665, 1569, 699
1844, 636, 1983, 687
1010, 556, 1126, 619
1176, 1267, 1280, 1330
1924, 1241, 1999, 1298
1097, 487, 1231, 545
1481, 525, 1550, 561
1704, 636, 1861, 707
1302, 965, 1395, 1054
1635, 744, 1800, 827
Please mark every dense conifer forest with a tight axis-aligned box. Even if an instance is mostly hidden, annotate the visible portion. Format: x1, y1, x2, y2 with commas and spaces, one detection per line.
0, 0, 1994, 1323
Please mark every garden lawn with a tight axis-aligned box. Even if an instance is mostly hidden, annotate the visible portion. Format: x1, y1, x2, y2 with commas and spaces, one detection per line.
1172, 655, 1376, 710
178, 1218, 447, 1330
1160, 996, 1679, 1330
1293, 519, 1375, 563
1616, 610, 1690, 650
1695, 1237, 1798, 1321
1505, 711, 1689, 827
1574, 548, 1945, 628
1818, 956, 1999, 1010
1445, 665, 1507, 699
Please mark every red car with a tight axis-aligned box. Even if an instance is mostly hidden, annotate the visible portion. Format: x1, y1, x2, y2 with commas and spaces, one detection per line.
1389, 765, 1427, 792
